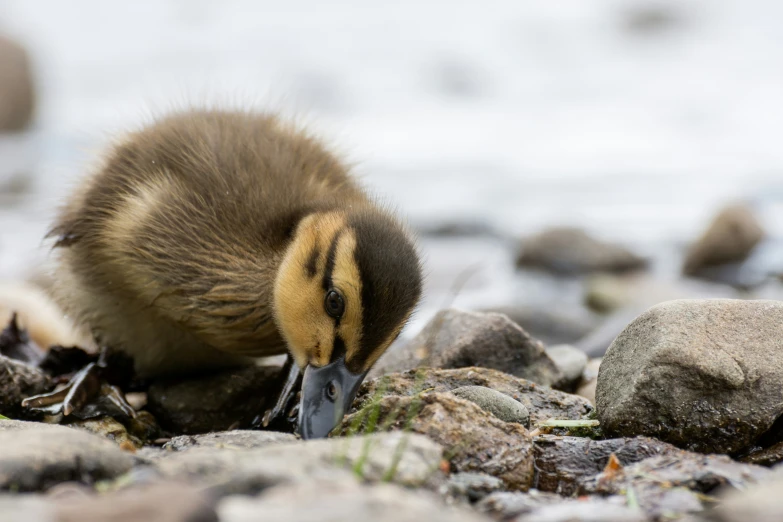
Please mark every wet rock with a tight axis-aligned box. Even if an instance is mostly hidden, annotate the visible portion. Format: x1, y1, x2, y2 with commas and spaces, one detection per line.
545, 345, 587, 392
515, 227, 647, 276
356, 367, 594, 426
575, 357, 601, 405
371, 309, 562, 388
703, 472, 783, 521
0, 495, 55, 521
597, 299, 783, 454
0, 419, 133, 491
738, 441, 783, 467
450, 386, 529, 425
68, 417, 142, 449
475, 490, 567, 519
516, 497, 647, 522
55, 482, 218, 522
163, 430, 296, 451
581, 452, 769, 519
0, 35, 35, 131
533, 435, 679, 495
218, 477, 492, 522
342, 392, 534, 490
0, 355, 51, 418
155, 432, 444, 492
147, 365, 281, 434
481, 305, 599, 346
683, 205, 764, 278
444, 472, 504, 502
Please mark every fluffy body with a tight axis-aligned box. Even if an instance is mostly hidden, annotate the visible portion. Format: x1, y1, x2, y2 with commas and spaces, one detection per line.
49, 110, 422, 378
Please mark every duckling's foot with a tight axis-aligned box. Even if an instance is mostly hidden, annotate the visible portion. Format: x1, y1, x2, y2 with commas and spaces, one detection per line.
254, 355, 302, 432
22, 351, 136, 420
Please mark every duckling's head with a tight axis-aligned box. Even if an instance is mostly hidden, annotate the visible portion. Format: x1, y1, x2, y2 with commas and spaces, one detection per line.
273, 206, 422, 439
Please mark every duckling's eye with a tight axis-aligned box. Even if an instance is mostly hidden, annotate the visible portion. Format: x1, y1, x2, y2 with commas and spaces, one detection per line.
326, 381, 339, 402
324, 289, 345, 319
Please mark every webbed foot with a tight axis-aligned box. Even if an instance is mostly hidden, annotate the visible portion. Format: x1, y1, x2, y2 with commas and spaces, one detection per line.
253, 354, 302, 432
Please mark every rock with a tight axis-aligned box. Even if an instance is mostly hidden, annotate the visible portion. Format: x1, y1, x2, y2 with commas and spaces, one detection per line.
545, 345, 587, 392
155, 432, 444, 493
583, 273, 637, 314
703, 473, 783, 521
0, 355, 51, 418
515, 227, 647, 276
481, 305, 599, 346
581, 452, 769, 519
739, 441, 783, 467
443, 472, 505, 502
533, 435, 679, 495
683, 205, 764, 278
163, 430, 296, 451
0, 36, 35, 131
0, 495, 56, 521
596, 299, 783, 454
68, 417, 142, 449
342, 392, 534, 490
218, 477, 492, 522
475, 490, 568, 519
0, 419, 133, 491
55, 482, 218, 522
450, 386, 529, 425
575, 357, 601, 405
371, 309, 562, 388
146, 365, 281, 434
515, 498, 647, 522
356, 367, 594, 426
417, 220, 501, 238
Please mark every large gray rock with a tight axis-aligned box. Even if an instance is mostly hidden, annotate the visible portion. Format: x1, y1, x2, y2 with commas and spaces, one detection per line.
54, 482, 218, 522
0, 36, 35, 132
0, 495, 55, 522
516, 227, 647, 276
147, 365, 281, 434
515, 498, 647, 522
533, 435, 679, 496
0, 355, 51, 418
596, 299, 783, 454
450, 386, 529, 425
356, 367, 594, 426
371, 309, 562, 388
0, 420, 134, 491
162, 430, 296, 451
155, 432, 444, 493
342, 392, 534, 491
683, 204, 764, 277
218, 478, 492, 522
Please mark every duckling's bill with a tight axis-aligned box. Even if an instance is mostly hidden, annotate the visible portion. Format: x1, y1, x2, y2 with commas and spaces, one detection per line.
297, 355, 367, 439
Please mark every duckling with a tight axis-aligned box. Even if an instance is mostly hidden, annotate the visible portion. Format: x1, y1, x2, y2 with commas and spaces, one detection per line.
24, 109, 423, 438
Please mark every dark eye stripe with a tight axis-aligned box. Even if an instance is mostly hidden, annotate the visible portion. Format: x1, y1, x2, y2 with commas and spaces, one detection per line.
305, 245, 320, 278
321, 228, 344, 291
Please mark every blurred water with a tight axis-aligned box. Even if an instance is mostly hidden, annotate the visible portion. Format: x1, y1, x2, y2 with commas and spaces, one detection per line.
1, 0, 782, 334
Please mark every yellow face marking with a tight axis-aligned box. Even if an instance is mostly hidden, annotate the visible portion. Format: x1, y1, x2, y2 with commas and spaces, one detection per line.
273, 211, 354, 369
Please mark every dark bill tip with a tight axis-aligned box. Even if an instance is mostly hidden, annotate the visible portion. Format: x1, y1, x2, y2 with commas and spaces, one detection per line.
297, 356, 367, 439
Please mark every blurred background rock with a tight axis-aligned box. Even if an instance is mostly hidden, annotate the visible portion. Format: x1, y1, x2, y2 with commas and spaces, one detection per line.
0, 0, 781, 356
